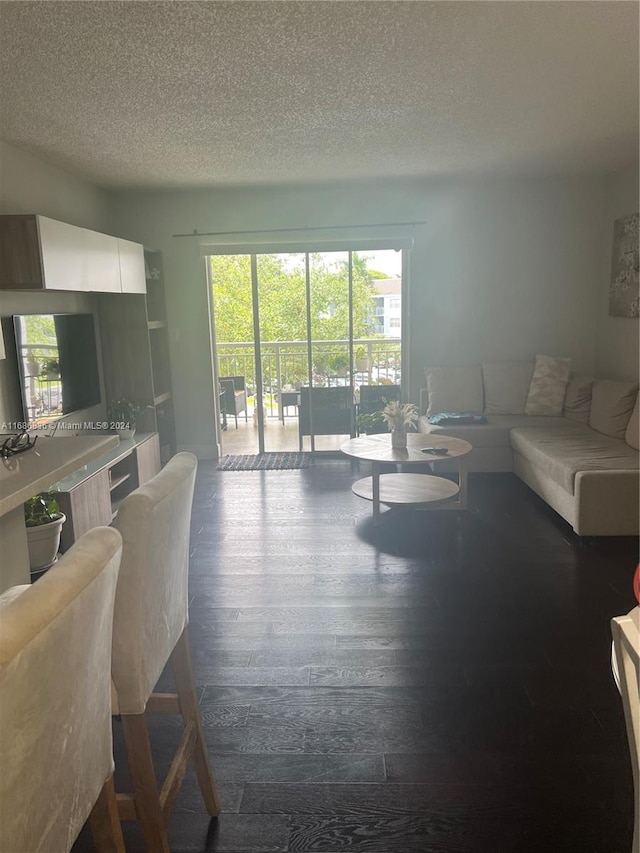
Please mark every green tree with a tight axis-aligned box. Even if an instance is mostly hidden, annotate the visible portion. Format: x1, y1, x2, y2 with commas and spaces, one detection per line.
20, 314, 57, 366
210, 252, 378, 343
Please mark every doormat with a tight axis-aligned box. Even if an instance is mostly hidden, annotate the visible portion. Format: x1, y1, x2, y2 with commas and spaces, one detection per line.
217, 453, 310, 471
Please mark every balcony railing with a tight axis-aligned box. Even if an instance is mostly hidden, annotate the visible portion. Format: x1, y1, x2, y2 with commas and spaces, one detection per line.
216, 338, 401, 418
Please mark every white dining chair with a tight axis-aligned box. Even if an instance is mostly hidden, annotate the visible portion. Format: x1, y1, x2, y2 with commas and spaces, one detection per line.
110, 452, 220, 852
0, 526, 124, 853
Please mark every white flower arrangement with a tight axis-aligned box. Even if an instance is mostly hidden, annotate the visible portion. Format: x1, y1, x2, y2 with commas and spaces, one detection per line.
380, 399, 419, 431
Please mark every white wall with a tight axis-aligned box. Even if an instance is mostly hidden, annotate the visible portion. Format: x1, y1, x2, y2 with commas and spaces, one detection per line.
2, 138, 631, 455
0, 141, 109, 229
595, 162, 639, 382
108, 175, 607, 456
0, 141, 110, 425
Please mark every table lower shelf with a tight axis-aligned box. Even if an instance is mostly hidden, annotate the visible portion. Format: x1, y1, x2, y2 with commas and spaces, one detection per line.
352, 473, 460, 507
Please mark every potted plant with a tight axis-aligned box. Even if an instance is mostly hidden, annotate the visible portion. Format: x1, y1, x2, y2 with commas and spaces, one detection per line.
330, 353, 350, 377
313, 354, 330, 379
356, 411, 386, 435
108, 398, 142, 440
355, 345, 370, 372
40, 358, 60, 379
288, 367, 307, 390
26, 359, 40, 378
24, 491, 66, 576
381, 399, 419, 448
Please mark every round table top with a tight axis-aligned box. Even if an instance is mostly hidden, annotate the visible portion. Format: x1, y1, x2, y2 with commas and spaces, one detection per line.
340, 432, 472, 464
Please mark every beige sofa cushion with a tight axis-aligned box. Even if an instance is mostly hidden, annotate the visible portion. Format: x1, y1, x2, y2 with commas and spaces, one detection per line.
625, 395, 640, 450
511, 425, 639, 494
483, 362, 534, 414
563, 374, 593, 424
589, 379, 638, 440
525, 355, 571, 416
424, 365, 483, 417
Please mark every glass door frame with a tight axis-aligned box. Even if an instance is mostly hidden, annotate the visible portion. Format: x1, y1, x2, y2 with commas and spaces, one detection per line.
205, 242, 410, 454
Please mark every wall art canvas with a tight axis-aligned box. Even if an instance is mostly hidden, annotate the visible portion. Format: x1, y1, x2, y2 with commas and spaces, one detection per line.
609, 212, 639, 318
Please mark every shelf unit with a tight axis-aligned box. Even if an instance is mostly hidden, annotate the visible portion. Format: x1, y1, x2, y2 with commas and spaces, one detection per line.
144, 249, 176, 463
109, 471, 131, 492
54, 433, 161, 551
98, 248, 176, 464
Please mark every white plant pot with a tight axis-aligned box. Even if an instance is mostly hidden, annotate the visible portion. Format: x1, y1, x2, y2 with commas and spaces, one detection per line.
391, 428, 407, 448
26, 513, 66, 573
116, 428, 136, 441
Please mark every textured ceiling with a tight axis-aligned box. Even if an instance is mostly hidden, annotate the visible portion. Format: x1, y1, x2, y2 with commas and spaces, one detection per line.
0, 1, 638, 189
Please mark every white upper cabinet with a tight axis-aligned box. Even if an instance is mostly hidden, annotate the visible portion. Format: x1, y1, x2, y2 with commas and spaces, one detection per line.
37, 216, 86, 291
0, 215, 146, 293
84, 228, 121, 293
117, 238, 146, 293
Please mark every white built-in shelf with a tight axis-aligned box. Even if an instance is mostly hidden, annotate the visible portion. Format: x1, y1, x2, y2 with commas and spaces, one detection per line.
51, 433, 155, 491
147, 320, 166, 329
109, 473, 130, 492
154, 391, 172, 405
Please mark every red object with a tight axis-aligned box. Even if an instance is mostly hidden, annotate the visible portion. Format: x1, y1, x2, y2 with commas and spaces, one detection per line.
633, 564, 640, 605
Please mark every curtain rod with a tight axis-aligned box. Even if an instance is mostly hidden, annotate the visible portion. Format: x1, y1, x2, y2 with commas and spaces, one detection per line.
172, 220, 426, 238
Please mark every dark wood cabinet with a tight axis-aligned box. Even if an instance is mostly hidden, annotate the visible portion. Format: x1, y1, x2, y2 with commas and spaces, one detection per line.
0, 215, 44, 289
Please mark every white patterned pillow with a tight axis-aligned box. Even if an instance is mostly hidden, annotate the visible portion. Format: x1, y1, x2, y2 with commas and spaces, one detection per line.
525, 355, 571, 416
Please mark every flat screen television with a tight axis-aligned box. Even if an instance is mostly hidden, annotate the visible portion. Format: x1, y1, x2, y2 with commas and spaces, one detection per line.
13, 313, 101, 427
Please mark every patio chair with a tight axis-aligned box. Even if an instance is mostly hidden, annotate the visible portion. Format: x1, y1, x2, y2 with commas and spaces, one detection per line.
220, 375, 247, 428
356, 384, 401, 435
358, 383, 401, 415
298, 385, 354, 450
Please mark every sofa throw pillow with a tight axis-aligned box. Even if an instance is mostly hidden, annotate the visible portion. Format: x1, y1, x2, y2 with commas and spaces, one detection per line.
624, 394, 639, 450
482, 362, 534, 415
424, 365, 483, 417
563, 374, 593, 424
525, 355, 571, 416
589, 380, 639, 440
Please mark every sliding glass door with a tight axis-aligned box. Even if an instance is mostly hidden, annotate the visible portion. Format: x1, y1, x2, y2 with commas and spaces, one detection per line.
209, 248, 403, 454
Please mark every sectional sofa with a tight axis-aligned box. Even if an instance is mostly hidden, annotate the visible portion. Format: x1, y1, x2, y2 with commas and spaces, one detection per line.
418, 358, 639, 536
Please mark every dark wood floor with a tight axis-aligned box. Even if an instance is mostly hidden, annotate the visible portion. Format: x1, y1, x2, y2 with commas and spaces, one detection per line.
74, 458, 638, 853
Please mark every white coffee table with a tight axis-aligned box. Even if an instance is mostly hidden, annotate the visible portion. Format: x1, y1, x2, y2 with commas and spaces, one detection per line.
340, 432, 472, 521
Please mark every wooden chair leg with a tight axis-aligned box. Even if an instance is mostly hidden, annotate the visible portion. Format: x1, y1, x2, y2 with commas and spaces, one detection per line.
88, 775, 125, 853
120, 713, 171, 853
171, 628, 221, 816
